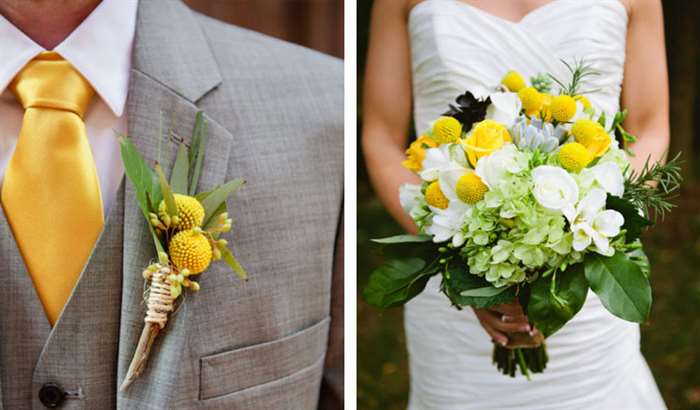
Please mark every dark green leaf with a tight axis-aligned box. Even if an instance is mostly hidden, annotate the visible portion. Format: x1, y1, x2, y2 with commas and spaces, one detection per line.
201, 178, 245, 226
188, 112, 209, 195
363, 257, 437, 308
155, 164, 177, 217
606, 194, 653, 242
170, 143, 190, 194
372, 234, 432, 244
220, 246, 247, 280
442, 262, 516, 309
584, 252, 651, 322
528, 263, 588, 337
626, 246, 650, 277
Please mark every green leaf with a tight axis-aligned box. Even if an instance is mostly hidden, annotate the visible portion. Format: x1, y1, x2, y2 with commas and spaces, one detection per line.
372, 234, 432, 244
188, 112, 209, 195
220, 246, 247, 280
626, 246, 650, 277
442, 262, 516, 309
584, 252, 651, 322
363, 257, 438, 308
170, 143, 190, 194
155, 164, 177, 217
528, 263, 588, 337
118, 135, 161, 213
606, 194, 653, 242
201, 178, 245, 226
460, 286, 509, 298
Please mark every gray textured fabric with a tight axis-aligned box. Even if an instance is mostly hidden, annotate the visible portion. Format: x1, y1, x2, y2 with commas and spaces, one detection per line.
0, 1, 343, 409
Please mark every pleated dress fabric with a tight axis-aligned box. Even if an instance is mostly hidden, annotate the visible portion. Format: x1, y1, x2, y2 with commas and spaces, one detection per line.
405, 1, 666, 408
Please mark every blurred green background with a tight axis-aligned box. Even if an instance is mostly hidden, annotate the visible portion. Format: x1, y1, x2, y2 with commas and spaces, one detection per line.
357, 1, 700, 409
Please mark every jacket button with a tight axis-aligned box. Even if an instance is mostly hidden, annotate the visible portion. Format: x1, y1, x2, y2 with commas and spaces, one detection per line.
38, 383, 65, 408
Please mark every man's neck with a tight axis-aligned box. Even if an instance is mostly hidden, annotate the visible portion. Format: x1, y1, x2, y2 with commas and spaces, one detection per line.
0, 0, 101, 49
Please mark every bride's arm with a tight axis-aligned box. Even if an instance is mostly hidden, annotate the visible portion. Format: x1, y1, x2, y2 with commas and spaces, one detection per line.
362, 0, 419, 233
620, 0, 670, 172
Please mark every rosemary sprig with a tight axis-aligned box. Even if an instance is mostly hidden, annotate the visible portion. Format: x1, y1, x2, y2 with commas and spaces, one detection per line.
622, 152, 683, 220
548, 59, 599, 96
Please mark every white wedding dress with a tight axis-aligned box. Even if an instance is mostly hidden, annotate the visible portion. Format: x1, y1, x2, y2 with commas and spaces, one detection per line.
405, 1, 666, 408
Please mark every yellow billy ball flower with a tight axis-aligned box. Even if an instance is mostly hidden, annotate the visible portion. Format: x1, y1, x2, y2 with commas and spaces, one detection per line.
402, 135, 437, 172
550, 95, 577, 122
518, 87, 544, 115
159, 194, 205, 231
169, 230, 213, 274
571, 119, 611, 157
425, 181, 449, 209
463, 120, 512, 166
432, 116, 462, 144
574, 95, 592, 110
559, 142, 594, 172
456, 172, 488, 204
501, 70, 526, 92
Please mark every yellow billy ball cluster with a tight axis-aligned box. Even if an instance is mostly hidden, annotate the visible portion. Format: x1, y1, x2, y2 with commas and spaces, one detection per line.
169, 229, 213, 274
456, 172, 488, 204
425, 181, 449, 209
432, 116, 462, 144
501, 70, 526, 92
559, 142, 593, 172
159, 194, 205, 231
517, 87, 544, 115
550, 95, 577, 122
570, 119, 611, 157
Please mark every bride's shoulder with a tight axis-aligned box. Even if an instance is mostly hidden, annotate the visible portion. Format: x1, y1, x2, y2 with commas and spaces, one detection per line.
373, 0, 419, 17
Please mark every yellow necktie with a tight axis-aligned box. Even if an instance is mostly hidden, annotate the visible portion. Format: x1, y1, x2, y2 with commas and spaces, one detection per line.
2, 51, 104, 325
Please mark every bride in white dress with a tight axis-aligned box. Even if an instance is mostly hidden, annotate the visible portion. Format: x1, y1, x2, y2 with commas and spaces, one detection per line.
362, 0, 670, 408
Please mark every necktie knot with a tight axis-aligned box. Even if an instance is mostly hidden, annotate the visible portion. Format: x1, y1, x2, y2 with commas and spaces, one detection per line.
10, 51, 94, 118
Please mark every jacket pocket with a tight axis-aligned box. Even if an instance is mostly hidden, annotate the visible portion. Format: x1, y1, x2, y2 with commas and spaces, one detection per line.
199, 317, 330, 401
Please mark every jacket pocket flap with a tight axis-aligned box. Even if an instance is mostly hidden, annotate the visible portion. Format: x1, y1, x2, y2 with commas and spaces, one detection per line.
199, 317, 330, 400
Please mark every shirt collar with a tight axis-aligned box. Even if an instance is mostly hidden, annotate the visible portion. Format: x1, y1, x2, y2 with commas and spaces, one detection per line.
0, 0, 138, 117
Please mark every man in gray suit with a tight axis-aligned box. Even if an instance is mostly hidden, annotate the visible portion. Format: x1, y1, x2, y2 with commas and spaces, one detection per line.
0, 0, 343, 409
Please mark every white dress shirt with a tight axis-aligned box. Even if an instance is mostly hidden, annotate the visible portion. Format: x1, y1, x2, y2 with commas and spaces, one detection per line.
0, 0, 138, 216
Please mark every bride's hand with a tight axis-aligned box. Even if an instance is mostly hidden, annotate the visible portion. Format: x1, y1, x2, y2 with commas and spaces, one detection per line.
472, 301, 541, 347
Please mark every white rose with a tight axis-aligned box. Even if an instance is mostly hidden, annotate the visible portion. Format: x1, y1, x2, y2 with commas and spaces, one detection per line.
531, 165, 579, 212
486, 92, 521, 128
475, 144, 525, 188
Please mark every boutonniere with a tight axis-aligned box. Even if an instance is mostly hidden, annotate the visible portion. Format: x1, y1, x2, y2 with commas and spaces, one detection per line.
119, 112, 246, 390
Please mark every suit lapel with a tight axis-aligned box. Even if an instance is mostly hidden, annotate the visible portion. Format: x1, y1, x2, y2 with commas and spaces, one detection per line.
117, 1, 232, 403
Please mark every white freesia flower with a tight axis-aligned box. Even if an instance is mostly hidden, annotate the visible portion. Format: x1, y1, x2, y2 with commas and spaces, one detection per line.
419, 144, 468, 182
426, 201, 471, 245
399, 183, 423, 213
486, 92, 521, 128
563, 188, 624, 256
589, 161, 624, 197
531, 165, 579, 212
475, 144, 527, 188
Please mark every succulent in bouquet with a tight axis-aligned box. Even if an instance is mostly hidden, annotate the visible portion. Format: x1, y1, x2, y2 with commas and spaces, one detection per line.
364, 61, 682, 379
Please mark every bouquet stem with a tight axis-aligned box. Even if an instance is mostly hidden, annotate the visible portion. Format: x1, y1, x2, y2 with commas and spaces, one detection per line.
120, 265, 175, 391
492, 341, 548, 380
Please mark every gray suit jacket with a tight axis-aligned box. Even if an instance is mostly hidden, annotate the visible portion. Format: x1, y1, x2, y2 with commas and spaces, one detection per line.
0, 1, 343, 409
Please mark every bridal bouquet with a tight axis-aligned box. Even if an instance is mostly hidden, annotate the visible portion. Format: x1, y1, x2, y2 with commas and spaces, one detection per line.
364, 62, 681, 378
